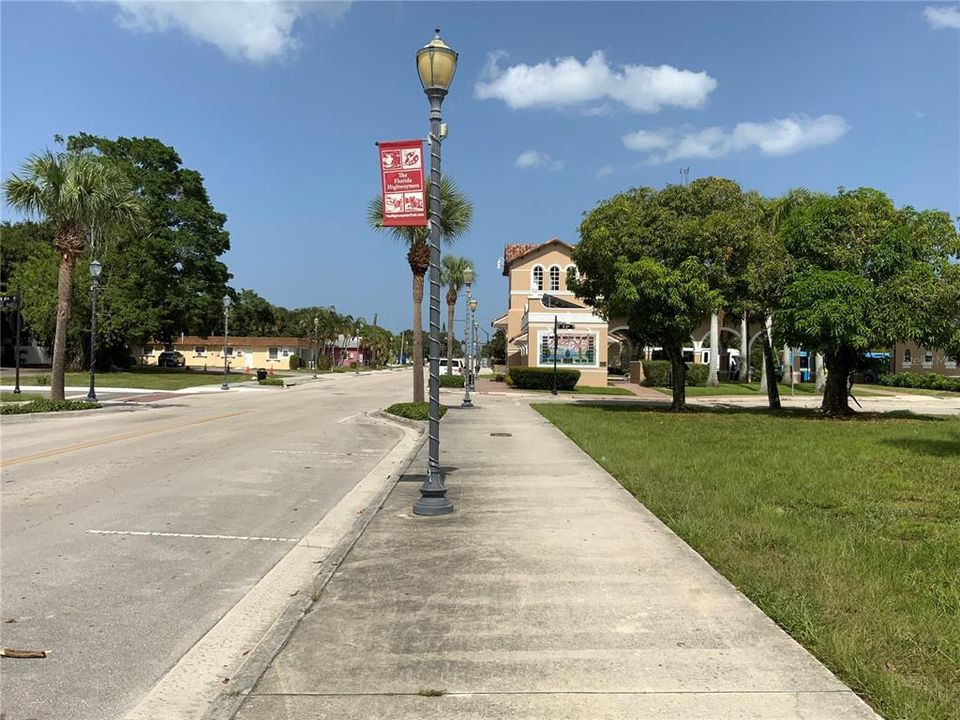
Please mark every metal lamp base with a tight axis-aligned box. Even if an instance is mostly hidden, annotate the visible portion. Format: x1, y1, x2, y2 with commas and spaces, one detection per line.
413, 493, 454, 516
461, 397, 473, 408
86, 393, 97, 402
221, 383, 229, 390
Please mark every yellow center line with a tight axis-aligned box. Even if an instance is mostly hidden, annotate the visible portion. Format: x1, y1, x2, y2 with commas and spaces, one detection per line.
0, 410, 250, 469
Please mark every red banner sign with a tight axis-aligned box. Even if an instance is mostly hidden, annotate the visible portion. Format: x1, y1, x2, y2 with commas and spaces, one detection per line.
378, 139, 427, 227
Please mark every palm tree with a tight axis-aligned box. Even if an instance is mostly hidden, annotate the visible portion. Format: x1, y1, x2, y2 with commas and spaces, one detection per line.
3, 150, 143, 400
440, 255, 473, 373
367, 176, 473, 402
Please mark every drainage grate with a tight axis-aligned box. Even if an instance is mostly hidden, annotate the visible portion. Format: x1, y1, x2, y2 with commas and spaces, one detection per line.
490, 432, 513, 437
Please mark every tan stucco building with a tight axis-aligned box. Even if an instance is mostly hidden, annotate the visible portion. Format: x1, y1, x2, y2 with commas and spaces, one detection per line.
891, 341, 958, 376
493, 239, 610, 387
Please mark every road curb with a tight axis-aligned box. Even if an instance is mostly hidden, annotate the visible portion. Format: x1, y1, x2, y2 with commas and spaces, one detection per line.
145, 412, 426, 720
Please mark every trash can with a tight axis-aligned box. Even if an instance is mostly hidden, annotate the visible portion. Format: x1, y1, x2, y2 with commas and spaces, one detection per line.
256, 368, 267, 381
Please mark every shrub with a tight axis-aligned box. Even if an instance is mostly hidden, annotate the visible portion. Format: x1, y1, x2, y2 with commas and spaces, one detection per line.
386, 402, 449, 421
641, 360, 672, 387
686, 364, 709, 386
0, 398, 100, 415
880, 372, 960, 393
289, 354, 301, 370
349, 361, 358, 370
34, 373, 51, 386
258, 377, 285, 387
493, 373, 506, 383
317, 354, 332, 371
641, 360, 710, 387
439, 374, 465, 388
508, 366, 580, 390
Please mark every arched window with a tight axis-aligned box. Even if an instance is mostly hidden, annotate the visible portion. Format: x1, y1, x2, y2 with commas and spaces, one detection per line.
549, 265, 560, 291
532, 266, 544, 292
566, 264, 578, 285
923, 349, 934, 367
903, 348, 912, 366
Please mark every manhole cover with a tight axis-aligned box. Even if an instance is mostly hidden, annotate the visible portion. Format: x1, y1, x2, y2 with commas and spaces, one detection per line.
490, 432, 512, 437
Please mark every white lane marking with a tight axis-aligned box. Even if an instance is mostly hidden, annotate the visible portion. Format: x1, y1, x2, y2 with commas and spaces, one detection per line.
87, 530, 298, 543
269, 450, 372, 456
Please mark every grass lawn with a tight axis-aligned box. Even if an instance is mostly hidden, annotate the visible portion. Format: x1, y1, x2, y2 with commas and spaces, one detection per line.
873, 386, 960, 399
534, 403, 959, 720
651, 382, 884, 398
3, 369, 253, 390
1, 391, 44, 402
505, 384, 635, 396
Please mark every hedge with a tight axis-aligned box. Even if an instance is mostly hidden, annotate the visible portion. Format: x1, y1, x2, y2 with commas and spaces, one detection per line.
508, 366, 580, 390
880, 372, 960, 392
0, 399, 101, 415
258, 377, 285, 387
386, 402, 449, 421
288, 354, 302, 370
439, 374, 465, 388
641, 360, 709, 387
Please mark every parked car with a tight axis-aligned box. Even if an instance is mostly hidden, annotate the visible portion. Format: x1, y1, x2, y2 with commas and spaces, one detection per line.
438, 358, 465, 376
157, 350, 186, 368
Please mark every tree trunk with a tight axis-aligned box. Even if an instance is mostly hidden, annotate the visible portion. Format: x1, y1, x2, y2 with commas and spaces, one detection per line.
446, 299, 455, 374
822, 348, 856, 416
760, 330, 781, 410
815, 353, 827, 393
412, 272, 425, 403
51, 252, 77, 402
665, 344, 688, 411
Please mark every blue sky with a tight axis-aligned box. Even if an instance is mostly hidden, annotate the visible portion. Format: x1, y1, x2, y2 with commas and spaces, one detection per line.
2, 1, 958, 333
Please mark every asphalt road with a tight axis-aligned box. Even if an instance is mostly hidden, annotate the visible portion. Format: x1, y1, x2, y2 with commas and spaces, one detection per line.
0, 370, 412, 720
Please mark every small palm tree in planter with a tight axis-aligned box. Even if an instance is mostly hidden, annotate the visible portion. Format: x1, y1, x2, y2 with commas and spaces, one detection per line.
367, 176, 473, 402
3, 149, 144, 400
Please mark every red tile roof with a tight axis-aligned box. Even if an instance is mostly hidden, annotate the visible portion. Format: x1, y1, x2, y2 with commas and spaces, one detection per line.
502, 238, 575, 275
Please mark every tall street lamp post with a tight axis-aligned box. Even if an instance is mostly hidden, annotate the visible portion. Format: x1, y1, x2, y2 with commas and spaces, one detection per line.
12, 293, 22, 395
221, 295, 232, 390
86, 260, 102, 402
414, 28, 457, 517
461, 266, 474, 407
469, 299, 478, 391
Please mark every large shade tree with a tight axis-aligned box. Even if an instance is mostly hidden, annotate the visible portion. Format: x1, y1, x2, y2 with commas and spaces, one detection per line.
572, 178, 760, 411
775, 187, 960, 416
440, 255, 473, 373
367, 176, 473, 402
2, 150, 144, 400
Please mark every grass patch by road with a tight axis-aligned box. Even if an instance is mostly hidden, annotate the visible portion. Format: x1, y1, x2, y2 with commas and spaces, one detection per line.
650, 382, 883, 398
1, 367, 253, 391
0, 398, 100, 415
874, 385, 960, 399
499, 385, 635, 396
534, 403, 960, 720
1, 391, 43, 403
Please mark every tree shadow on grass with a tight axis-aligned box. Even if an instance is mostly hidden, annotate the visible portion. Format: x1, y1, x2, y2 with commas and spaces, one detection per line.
881, 436, 960, 458
541, 400, 950, 423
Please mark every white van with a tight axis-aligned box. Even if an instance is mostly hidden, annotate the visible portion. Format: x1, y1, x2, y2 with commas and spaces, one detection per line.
438, 358, 465, 376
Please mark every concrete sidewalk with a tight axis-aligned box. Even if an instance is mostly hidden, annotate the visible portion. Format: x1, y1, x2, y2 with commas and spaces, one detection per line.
225, 394, 881, 720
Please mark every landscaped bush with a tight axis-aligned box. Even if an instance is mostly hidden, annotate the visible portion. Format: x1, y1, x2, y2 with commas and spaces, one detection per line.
641, 360, 672, 387
258, 377, 285, 387
493, 373, 506, 383
439, 374, 465, 388
641, 360, 709, 387
386, 402, 449, 421
317, 355, 332, 371
288, 354, 302, 370
0, 398, 101, 415
508, 366, 580, 390
880, 372, 960, 392
686, 364, 709, 386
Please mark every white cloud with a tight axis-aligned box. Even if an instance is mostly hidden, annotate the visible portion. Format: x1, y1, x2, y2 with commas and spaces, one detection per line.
914, 110, 927, 119
622, 115, 849, 164
924, 6, 960, 29
515, 150, 563, 171
112, 1, 350, 63
475, 50, 717, 113
596, 164, 614, 178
